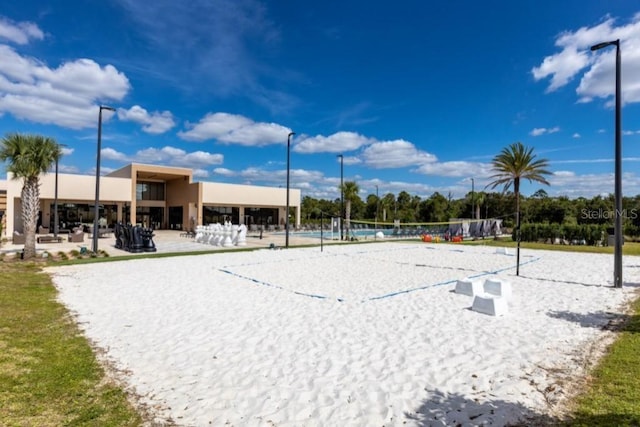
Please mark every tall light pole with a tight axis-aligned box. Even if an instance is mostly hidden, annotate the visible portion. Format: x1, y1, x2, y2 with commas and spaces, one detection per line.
93, 105, 115, 253
53, 144, 67, 239
337, 154, 344, 240
591, 39, 623, 288
285, 131, 295, 248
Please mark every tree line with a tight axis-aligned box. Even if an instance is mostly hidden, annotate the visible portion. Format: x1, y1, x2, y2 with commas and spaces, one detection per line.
301, 189, 640, 234
304, 142, 639, 245
1, 132, 629, 260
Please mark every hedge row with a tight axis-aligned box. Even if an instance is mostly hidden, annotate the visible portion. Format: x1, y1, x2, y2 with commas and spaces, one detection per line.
514, 223, 608, 245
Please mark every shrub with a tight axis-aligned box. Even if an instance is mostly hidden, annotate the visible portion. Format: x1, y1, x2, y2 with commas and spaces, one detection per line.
517, 223, 607, 245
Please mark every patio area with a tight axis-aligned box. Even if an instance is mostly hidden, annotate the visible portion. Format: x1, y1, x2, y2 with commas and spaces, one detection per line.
0, 228, 335, 259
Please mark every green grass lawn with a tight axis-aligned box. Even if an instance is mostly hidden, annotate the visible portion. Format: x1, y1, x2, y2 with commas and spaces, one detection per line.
0, 261, 143, 426
562, 297, 640, 426
464, 237, 640, 256
1, 243, 639, 425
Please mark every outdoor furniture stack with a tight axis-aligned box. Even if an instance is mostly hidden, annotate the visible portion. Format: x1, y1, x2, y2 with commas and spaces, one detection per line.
114, 223, 157, 253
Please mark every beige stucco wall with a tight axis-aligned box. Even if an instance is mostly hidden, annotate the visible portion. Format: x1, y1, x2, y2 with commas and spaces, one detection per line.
2, 164, 302, 235
201, 182, 298, 207
165, 180, 200, 230
106, 164, 133, 179
38, 172, 132, 201
4, 172, 131, 235
201, 182, 301, 226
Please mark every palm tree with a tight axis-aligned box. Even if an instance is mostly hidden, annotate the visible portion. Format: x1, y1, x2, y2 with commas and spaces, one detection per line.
474, 191, 486, 221
341, 181, 360, 239
0, 133, 61, 259
381, 193, 396, 221
531, 188, 549, 199
488, 141, 551, 274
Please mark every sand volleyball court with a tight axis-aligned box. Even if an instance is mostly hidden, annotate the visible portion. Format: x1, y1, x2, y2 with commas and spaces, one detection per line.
49, 243, 639, 426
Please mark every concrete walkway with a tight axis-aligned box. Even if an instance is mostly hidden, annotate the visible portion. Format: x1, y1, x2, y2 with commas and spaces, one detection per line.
1, 229, 339, 259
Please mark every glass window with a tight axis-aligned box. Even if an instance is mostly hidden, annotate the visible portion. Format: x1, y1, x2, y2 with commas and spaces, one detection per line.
202, 206, 239, 224
136, 181, 165, 200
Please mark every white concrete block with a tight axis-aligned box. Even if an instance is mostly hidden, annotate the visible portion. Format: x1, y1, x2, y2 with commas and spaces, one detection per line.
484, 278, 512, 299
495, 247, 511, 255
455, 278, 483, 296
472, 295, 508, 316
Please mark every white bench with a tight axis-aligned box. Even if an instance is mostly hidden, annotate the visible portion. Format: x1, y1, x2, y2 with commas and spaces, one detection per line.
454, 276, 512, 316
483, 278, 512, 299
455, 278, 483, 296
472, 294, 509, 316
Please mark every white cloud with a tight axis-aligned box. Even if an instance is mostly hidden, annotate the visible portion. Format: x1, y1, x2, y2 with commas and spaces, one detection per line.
342, 155, 362, 166
414, 161, 493, 178
233, 166, 325, 186
293, 131, 373, 154
573, 133, 581, 138
361, 140, 436, 168
192, 168, 209, 178
101, 146, 223, 169
213, 167, 235, 177
118, 105, 175, 134
180, 112, 251, 141
552, 158, 608, 165
221, 122, 292, 146
60, 146, 74, 156
530, 126, 560, 136
552, 156, 640, 165
97, 166, 116, 175
0, 45, 130, 129
0, 17, 44, 45
533, 14, 640, 105
548, 171, 608, 196
137, 147, 223, 167
532, 46, 592, 92
178, 112, 291, 146
532, 17, 614, 91
100, 147, 129, 162
547, 126, 561, 134
553, 170, 576, 177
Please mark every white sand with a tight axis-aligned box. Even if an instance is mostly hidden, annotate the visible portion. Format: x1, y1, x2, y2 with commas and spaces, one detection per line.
48, 243, 639, 426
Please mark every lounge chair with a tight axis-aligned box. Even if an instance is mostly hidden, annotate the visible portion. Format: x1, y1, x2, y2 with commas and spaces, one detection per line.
13, 231, 25, 245
38, 225, 49, 234
37, 235, 63, 243
68, 229, 85, 242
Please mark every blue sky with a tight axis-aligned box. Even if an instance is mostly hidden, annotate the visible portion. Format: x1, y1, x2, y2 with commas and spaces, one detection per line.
2, 1, 640, 201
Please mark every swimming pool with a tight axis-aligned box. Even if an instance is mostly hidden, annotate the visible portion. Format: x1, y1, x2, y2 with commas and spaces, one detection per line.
277, 228, 405, 240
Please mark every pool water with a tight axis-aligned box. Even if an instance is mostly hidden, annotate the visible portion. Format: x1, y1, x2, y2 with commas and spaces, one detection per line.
280, 229, 399, 240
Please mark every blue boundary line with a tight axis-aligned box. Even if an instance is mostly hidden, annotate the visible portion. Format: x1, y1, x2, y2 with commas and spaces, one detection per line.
216, 245, 419, 302
219, 246, 541, 303
367, 256, 542, 301
219, 269, 339, 301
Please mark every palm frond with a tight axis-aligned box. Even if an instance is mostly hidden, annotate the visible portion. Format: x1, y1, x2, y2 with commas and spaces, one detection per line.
487, 141, 551, 193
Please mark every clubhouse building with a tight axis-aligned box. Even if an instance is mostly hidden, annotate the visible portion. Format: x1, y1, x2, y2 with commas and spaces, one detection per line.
0, 163, 301, 237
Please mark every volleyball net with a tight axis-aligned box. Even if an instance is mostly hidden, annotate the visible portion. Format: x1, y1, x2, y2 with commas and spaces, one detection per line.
346, 217, 505, 240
